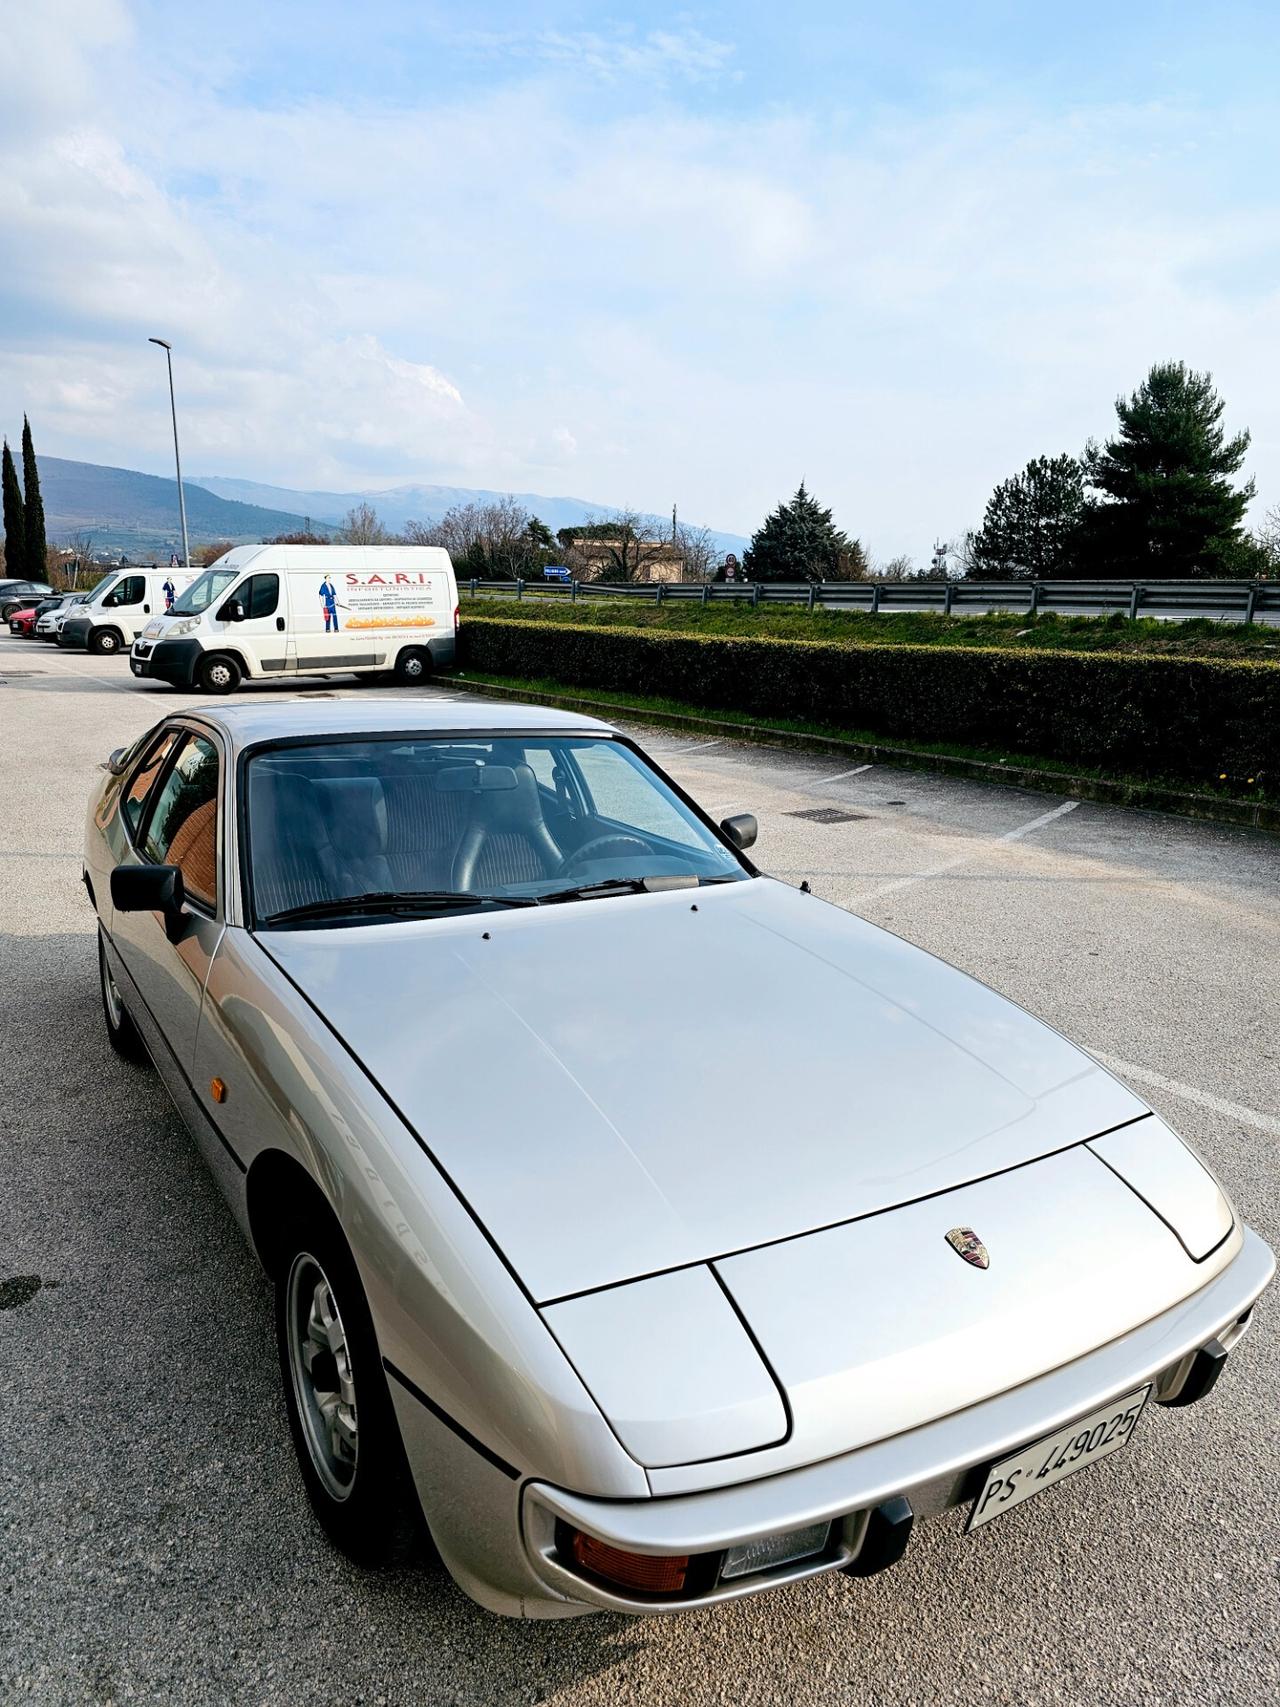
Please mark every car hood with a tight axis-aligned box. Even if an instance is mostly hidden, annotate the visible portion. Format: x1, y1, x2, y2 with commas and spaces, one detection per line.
264, 879, 1147, 1302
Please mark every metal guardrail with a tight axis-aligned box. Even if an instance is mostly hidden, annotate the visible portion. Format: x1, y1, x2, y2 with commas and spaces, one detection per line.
462, 577, 1280, 625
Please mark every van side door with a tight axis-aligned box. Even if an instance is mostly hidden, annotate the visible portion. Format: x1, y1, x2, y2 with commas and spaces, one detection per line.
213, 571, 290, 677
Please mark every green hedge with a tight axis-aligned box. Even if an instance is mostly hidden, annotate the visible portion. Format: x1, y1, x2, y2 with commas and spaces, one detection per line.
459, 616, 1280, 787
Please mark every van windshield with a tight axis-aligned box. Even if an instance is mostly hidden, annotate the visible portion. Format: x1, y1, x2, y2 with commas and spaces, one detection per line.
172, 569, 238, 616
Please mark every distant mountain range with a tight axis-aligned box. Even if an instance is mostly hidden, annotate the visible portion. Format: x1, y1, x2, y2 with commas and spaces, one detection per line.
30, 455, 748, 559
194, 475, 749, 557
35, 457, 334, 555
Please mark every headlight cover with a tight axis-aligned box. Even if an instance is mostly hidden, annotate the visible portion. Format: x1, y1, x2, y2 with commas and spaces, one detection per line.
168, 616, 200, 637
1089, 1116, 1234, 1260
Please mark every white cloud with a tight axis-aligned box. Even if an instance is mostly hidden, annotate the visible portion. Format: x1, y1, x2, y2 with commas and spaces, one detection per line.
461, 24, 735, 85
0, 7, 1276, 555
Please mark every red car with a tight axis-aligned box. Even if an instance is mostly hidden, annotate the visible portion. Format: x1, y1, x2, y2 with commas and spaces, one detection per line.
9, 595, 71, 637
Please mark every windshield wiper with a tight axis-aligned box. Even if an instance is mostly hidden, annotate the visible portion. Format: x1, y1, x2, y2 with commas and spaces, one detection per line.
259, 890, 539, 925
535, 873, 701, 906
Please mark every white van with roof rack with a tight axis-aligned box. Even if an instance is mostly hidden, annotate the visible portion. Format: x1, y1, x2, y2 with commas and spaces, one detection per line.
58, 567, 195, 655
127, 544, 459, 694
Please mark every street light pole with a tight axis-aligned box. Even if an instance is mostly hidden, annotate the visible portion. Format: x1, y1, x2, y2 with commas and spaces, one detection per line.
148, 337, 190, 567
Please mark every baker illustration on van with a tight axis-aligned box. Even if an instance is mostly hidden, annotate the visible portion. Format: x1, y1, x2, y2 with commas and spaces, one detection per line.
128, 545, 458, 694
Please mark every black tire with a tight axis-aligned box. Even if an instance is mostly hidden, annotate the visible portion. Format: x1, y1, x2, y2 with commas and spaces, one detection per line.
393, 648, 431, 685
273, 1203, 425, 1566
89, 628, 123, 656
99, 932, 150, 1065
197, 652, 241, 695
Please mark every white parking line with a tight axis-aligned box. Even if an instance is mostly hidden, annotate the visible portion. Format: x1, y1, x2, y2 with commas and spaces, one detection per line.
814, 763, 874, 786
853, 799, 1080, 902
1092, 1051, 1280, 1139
661, 739, 723, 756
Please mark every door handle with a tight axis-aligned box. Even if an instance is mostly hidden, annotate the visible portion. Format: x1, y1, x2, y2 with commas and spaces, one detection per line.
276, 616, 285, 631
143, 604, 150, 613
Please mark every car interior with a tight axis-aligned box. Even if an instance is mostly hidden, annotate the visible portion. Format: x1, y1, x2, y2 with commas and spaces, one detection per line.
247, 737, 743, 922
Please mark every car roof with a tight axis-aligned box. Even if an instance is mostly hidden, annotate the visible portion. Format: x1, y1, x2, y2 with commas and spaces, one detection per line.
180, 697, 618, 756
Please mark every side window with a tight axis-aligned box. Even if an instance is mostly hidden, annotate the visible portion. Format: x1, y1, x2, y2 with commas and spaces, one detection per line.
522, 747, 557, 791
104, 575, 145, 608
122, 730, 179, 839
243, 573, 280, 619
142, 734, 220, 910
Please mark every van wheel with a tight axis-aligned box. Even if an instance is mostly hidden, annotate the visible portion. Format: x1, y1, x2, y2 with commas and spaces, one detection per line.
394, 648, 431, 685
90, 629, 123, 656
198, 653, 241, 695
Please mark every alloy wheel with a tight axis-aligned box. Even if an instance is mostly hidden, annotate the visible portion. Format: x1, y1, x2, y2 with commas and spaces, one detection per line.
285, 1252, 359, 1501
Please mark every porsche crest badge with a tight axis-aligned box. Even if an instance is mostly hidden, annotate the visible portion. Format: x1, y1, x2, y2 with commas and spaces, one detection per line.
945, 1226, 990, 1269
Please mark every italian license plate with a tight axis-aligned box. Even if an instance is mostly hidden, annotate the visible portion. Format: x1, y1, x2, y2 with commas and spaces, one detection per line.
967, 1385, 1152, 1532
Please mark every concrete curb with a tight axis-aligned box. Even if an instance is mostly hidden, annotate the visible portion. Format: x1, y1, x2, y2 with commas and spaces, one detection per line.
441, 672, 1280, 835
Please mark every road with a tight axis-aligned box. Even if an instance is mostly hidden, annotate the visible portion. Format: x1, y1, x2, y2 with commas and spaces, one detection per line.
2, 639, 1278, 1707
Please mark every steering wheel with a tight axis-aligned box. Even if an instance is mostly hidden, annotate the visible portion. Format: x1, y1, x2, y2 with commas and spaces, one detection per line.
560, 834, 652, 874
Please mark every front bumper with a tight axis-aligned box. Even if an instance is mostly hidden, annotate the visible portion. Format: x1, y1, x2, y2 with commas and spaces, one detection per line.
520, 1227, 1273, 1615
131, 637, 201, 685
58, 617, 91, 649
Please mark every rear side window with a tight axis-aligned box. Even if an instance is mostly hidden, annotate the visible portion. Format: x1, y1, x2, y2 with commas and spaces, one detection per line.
143, 734, 220, 909
242, 573, 279, 619
122, 731, 179, 838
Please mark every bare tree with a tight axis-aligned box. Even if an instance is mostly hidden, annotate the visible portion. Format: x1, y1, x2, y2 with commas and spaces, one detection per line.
1254, 503, 1280, 577
674, 521, 717, 581
873, 553, 917, 581
59, 530, 97, 588
196, 540, 235, 567
558, 511, 673, 583
402, 498, 549, 579
340, 502, 388, 545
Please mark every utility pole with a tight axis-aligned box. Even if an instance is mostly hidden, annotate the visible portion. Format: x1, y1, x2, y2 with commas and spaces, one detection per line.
148, 337, 190, 567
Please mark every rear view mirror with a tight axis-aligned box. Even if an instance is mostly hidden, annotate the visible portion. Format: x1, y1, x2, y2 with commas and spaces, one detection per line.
106, 747, 129, 775
111, 864, 187, 941
720, 813, 758, 852
218, 599, 246, 622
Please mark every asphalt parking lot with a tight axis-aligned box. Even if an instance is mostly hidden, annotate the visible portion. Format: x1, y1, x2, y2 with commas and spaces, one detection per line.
2, 639, 1278, 1707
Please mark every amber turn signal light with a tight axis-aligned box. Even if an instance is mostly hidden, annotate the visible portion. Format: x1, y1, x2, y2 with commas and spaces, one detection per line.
210, 1078, 227, 1104
568, 1530, 689, 1594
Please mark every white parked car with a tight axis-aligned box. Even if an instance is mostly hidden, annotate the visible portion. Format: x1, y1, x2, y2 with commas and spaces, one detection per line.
83, 700, 1273, 1618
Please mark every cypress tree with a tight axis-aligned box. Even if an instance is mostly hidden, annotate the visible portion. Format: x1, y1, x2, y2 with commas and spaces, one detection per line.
20, 416, 47, 580
1, 440, 25, 576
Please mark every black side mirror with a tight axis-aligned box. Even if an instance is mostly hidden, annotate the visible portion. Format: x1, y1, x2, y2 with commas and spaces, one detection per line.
720, 812, 758, 852
111, 864, 187, 942
219, 599, 246, 622
106, 747, 129, 775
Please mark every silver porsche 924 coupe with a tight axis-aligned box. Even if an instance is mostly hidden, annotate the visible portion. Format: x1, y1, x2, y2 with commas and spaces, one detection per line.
84, 700, 1273, 1619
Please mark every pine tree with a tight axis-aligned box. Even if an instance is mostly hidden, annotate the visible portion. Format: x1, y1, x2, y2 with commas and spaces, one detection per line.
20, 416, 47, 580
1, 440, 25, 576
970, 455, 1084, 580
743, 483, 866, 582
1081, 362, 1254, 578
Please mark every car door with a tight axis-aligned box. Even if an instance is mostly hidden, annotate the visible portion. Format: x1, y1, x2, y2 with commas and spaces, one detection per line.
213, 570, 290, 676
109, 727, 226, 1077
99, 573, 150, 641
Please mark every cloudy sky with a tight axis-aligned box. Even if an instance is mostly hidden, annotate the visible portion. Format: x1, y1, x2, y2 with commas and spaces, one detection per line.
2, 0, 1278, 557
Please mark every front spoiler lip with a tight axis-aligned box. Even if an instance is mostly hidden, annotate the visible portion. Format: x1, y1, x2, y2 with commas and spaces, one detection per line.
521, 1226, 1273, 1615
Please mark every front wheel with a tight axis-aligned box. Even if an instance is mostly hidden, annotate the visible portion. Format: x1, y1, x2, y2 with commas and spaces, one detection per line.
274, 1209, 425, 1565
89, 629, 123, 655
198, 652, 241, 695
393, 647, 431, 685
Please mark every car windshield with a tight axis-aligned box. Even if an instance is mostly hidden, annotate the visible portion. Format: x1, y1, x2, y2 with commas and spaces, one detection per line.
246, 735, 749, 926
171, 568, 238, 616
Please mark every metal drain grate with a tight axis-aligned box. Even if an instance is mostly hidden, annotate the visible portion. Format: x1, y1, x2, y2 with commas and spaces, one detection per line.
786, 807, 867, 824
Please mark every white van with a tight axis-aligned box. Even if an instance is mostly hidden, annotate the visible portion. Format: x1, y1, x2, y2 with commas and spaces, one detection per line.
128, 544, 458, 694
59, 567, 195, 655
